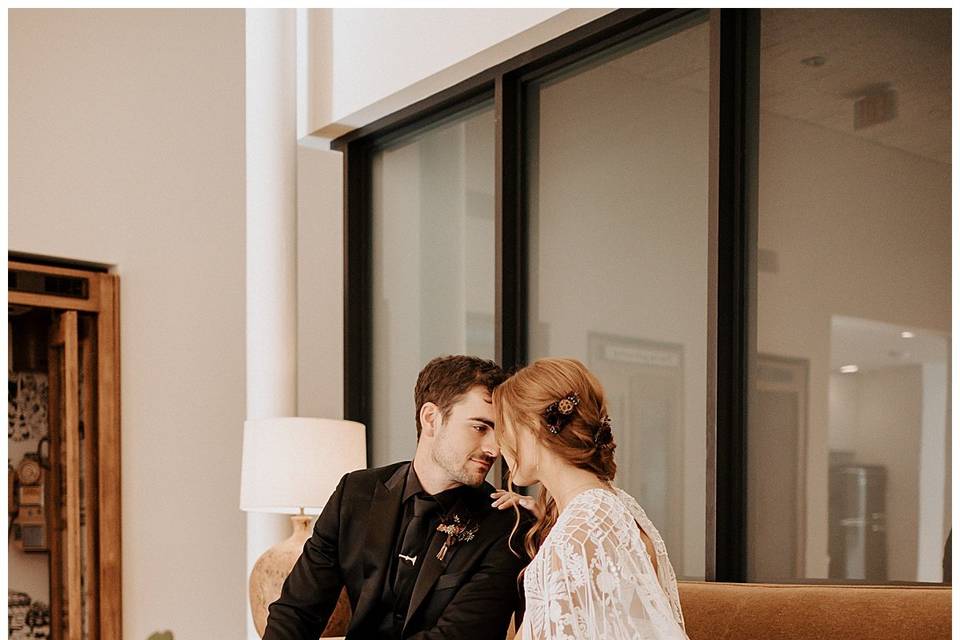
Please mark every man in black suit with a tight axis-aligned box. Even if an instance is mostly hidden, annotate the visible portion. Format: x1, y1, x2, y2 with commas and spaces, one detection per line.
263, 355, 529, 639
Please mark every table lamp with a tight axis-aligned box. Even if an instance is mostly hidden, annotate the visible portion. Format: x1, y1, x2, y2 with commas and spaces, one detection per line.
240, 417, 366, 636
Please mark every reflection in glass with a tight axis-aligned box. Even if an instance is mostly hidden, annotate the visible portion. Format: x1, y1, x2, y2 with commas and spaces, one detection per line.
370, 103, 496, 467
750, 9, 951, 583
525, 14, 710, 579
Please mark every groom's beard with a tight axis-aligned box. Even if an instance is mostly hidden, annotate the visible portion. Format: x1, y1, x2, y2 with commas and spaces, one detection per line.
432, 445, 496, 487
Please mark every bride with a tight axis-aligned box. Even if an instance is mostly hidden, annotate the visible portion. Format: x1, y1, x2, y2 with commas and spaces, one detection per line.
490, 357, 688, 640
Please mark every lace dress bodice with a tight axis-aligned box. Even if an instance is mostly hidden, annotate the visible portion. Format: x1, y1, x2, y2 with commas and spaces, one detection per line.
520, 487, 688, 640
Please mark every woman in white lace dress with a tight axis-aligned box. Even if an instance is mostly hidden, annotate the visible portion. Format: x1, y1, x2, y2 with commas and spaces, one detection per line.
490, 357, 688, 640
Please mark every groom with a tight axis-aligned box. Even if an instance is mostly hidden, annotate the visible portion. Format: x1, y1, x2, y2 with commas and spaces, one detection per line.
263, 355, 529, 639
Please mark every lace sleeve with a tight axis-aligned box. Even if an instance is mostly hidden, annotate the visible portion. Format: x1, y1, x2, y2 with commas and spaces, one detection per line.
528, 494, 688, 640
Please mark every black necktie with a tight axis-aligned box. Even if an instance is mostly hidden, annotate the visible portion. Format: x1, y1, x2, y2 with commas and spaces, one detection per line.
394, 494, 441, 596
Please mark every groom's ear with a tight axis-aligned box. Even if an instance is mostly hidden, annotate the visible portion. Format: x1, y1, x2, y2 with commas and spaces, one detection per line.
420, 402, 441, 438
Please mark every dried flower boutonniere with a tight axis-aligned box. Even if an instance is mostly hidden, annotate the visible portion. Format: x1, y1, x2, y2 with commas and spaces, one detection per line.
435, 514, 479, 561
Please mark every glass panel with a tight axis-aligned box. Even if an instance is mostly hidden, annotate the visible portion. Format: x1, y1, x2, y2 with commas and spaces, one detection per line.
750, 9, 951, 583
370, 102, 496, 467
525, 13, 710, 580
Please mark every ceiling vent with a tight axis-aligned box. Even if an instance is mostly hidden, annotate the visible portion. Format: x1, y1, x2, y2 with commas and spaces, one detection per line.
854, 85, 897, 130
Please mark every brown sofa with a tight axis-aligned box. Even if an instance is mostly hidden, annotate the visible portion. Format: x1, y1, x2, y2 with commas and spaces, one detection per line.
678, 581, 951, 640
319, 581, 951, 638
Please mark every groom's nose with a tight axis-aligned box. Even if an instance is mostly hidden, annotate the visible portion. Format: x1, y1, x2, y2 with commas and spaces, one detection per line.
480, 429, 500, 459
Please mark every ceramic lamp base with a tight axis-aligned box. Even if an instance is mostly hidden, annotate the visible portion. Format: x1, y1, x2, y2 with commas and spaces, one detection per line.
249, 514, 313, 637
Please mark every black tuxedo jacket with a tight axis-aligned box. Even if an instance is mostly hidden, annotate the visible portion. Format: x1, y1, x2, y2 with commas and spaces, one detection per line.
263, 461, 529, 639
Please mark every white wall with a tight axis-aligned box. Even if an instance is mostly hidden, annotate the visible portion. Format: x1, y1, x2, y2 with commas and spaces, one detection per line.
307, 9, 613, 135
329, 9, 565, 122
9, 9, 247, 639
758, 109, 951, 578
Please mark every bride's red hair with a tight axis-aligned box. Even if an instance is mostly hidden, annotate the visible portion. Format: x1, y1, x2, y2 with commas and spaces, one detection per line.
493, 357, 617, 561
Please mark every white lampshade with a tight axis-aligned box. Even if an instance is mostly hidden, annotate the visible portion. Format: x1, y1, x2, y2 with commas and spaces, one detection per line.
240, 417, 366, 515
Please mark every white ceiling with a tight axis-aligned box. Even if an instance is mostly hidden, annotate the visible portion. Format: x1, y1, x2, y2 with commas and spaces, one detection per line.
830, 315, 949, 372
761, 9, 951, 165
603, 9, 951, 165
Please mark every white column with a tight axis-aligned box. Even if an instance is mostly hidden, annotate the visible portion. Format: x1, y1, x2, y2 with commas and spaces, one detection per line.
296, 8, 309, 139
245, 8, 298, 640
917, 361, 948, 581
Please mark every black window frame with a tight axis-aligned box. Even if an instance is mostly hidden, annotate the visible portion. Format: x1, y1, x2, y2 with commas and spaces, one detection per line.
331, 8, 758, 582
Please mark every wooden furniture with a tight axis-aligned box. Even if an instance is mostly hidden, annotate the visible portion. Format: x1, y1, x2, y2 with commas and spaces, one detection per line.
9, 259, 121, 640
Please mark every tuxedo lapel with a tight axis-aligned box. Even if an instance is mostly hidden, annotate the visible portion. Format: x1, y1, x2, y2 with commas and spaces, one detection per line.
349, 463, 407, 630
402, 491, 479, 635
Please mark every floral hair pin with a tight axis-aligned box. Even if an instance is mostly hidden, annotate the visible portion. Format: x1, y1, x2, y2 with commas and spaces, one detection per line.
543, 392, 580, 435
435, 514, 478, 561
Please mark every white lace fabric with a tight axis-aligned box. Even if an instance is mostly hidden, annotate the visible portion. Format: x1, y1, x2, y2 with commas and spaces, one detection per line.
520, 487, 688, 640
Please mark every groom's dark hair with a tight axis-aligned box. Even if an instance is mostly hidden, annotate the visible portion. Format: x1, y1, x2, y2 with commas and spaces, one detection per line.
414, 355, 507, 438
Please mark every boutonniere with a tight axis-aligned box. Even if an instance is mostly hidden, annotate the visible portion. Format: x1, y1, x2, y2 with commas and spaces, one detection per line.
435, 514, 479, 561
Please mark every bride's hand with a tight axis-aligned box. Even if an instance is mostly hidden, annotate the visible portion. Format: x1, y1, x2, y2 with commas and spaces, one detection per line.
491, 489, 543, 519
